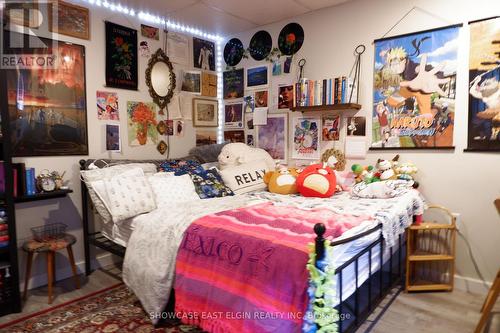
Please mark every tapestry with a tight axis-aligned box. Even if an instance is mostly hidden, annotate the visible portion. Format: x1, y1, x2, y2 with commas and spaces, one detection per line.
105, 21, 138, 90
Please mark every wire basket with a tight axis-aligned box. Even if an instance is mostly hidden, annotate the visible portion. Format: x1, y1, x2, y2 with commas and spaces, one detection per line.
31, 223, 67, 242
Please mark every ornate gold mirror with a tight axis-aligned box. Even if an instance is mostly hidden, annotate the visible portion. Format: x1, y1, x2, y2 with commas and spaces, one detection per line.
145, 48, 176, 111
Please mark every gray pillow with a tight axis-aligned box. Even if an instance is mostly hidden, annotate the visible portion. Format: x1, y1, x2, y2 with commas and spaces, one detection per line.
188, 143, 228, 163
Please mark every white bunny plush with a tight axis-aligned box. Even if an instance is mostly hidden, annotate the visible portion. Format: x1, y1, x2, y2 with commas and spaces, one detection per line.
218, 143, 276, 170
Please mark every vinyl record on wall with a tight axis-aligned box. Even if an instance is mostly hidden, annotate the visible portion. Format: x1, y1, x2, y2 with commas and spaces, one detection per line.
248, 30, 272, 61
224, 38, 244, 66
278, 22, 304, 55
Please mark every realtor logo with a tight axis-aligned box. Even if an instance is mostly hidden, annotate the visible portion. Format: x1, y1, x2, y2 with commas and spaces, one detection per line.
1, 1, 59, 69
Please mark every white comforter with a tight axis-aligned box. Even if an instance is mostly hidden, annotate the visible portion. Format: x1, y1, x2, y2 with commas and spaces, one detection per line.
122, 190, 425, 324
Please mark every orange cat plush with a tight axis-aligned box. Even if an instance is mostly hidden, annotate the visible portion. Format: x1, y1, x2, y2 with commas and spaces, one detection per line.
264, 166, 300, 195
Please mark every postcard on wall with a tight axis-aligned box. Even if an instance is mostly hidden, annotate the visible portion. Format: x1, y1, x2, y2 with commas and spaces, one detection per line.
105, 124, 121, 152
6, 32, 88, 156
167, 32, 189, 66
245, 113, 254, 131
278, 84, 294, 109
345, 136, 367, 159
372, 24, 459, 149
254, 90, 268, 107
181, 70, 201, 94
292, 117, 320, 160
253, 107, 268, 125
467, 17, 500, 151
140, 24, 159, 40
127, 101, 158, 146
223, 69, 244, 99
96, 91, 119, 120
175, 120, 185, 137
347, 116, 366, 136
224, 130, 245, 143
224, 103, 244, 129
201, 71, 218, 97
246, 65, 268, 88
257, 113, 288, 161
193, 37, 215, 71
196, 129, 218, 146
49, 1, 90, 40
246, 133, 255, 146
105, 21, 138, 90
322, 115, 340, 141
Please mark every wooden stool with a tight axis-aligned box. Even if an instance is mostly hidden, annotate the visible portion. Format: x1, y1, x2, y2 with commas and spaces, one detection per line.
22, 233, 80, 304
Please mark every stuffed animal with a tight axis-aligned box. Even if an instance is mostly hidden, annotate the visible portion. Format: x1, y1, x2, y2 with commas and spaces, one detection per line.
263, 166, 299, 195
376, 155, 399, 181
218, 143, 275, 170
395, 162, 418, 181
351, 164, 380, 184
296, 163, 337, 198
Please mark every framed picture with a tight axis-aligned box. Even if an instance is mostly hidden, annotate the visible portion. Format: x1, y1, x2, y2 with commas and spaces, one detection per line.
224, 103, 244, 129
347, 116, 366, 136
6, 32, 88, 156
96, 91, 119, 120
196, 129, 218, 146
181, 70, 201, 94
127, 102, 158, 146
193, 37, 215, 71
223, 69, 244, 99
292, 117, 320, 160
141, 24, 159, 40
246, 65, 269, 88
4, 2, 39, 28
105, 21, 138, 90
257, 113, 288, 161
371, 24, 460, 149
224, 130, 245, 143
105, 124, 121, 152
278, 84, 295, 109
49, 1, 90, 40
193, 98, 218, 127
254, 90, 268, 107
466, 17, 500, 152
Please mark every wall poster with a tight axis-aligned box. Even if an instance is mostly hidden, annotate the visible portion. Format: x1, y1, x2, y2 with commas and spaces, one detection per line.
105, 21, 138, 90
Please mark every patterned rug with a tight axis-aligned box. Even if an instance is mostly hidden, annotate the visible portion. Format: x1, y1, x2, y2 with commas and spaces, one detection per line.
0, 283, 203, 333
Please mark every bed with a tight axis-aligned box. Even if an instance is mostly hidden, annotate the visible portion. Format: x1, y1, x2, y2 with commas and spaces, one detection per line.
79, 158, 424, 333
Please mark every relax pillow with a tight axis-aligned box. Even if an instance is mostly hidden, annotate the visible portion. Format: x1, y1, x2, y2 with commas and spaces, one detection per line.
190, 169, 234, 199
219, 159, 270, 194
350, 179, 414, 199
104, 168, 156, 223
81, 163, 157, 223
148, 173, 200, 206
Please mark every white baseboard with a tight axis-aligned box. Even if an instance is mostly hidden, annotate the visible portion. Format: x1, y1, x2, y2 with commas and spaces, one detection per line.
20, 252, 122, 291
454, 274, 492, 295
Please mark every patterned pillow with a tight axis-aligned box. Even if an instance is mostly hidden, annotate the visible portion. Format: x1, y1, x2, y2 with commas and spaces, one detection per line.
350, 180, 414, 199
190, 169, 234, 199
159, 160, 204, 176
148, 173, 200, 206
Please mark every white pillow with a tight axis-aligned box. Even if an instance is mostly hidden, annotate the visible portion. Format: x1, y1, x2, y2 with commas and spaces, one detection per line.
350, 180, 414, 199
219, 159, 270, 194
81, 163, 157, 223
104, 168, 157, 223
148, 173, 200, 206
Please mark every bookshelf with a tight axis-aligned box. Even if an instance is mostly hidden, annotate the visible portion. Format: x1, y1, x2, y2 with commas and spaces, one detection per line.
0, 67, 22, 315
290, 103, 362, 113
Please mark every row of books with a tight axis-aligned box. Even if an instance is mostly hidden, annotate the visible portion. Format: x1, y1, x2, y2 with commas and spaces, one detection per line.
295, 77, 357, 107
0, 211, 7, 249
0, 162, 37, 197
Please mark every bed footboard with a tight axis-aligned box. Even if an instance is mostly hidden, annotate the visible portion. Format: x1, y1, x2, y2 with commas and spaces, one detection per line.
314, 222, 406, 333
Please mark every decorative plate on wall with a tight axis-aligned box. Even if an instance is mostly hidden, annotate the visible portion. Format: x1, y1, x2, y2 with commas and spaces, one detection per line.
248, 30, 272, 61
224, 38, 245, 66
278, 22, 304, 56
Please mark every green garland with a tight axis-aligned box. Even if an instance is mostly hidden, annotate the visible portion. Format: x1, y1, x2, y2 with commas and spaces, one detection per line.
305, 241, 339, 333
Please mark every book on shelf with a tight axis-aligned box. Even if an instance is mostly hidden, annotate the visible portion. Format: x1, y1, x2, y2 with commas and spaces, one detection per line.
294, 75, 357, 108
25, 168, 36, 196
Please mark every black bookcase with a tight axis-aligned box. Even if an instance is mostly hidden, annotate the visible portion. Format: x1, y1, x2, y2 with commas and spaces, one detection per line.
0, 64, 22, 315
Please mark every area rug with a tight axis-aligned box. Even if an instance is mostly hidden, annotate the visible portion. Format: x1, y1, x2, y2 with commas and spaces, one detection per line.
0, 283, 203, 332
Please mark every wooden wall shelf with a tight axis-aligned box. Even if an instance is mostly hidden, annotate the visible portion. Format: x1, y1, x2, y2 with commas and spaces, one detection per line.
14, 189, 73, 203
290, 103, 361, 113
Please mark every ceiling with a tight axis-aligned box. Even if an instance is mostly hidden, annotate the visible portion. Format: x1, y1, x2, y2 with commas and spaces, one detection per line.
120, 0, 353, 36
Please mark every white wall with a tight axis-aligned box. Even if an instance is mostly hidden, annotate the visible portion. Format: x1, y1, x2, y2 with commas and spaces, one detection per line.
13, 4, 204, 289
233, 0, 500, 289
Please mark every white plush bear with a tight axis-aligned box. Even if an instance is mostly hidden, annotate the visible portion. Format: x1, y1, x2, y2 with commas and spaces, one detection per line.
218, 143, 276, 170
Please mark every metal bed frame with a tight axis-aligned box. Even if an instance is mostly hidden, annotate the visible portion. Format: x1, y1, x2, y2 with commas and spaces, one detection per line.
79, 159, 407, 332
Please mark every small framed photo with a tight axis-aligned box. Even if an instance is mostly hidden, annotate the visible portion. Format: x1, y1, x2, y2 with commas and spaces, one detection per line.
246, 65, 269, 89
105, 124, 121, 152
278, 84, 294, 109
193, 98, 218, 127
49, 1, 90, 40
254, 90, 268, 107
181, 70, 202, 94
224, 102, 244, 129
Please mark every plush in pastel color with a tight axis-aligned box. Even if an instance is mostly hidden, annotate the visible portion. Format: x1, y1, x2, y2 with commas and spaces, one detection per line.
218, 143, 275, 170
264, 166, 300, 195
296, 163, 337, 198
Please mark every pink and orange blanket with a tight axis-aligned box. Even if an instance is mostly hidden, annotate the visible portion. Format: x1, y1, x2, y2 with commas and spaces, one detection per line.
174, 202, 371, 333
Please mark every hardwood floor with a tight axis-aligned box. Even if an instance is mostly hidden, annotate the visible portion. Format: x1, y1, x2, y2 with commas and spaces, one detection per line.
1, 266, 498, 332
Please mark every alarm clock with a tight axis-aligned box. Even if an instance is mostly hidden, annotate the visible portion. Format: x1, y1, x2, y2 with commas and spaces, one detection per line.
36, 171, 56, 192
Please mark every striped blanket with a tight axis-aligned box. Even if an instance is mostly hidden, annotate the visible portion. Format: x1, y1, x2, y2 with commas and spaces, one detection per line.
174, 202, 371, 333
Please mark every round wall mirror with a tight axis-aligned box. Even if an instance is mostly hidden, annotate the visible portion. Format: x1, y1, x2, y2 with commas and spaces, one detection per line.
146, 48, 176, 110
